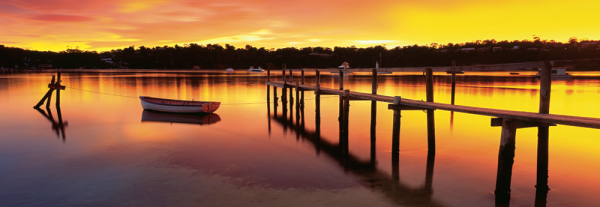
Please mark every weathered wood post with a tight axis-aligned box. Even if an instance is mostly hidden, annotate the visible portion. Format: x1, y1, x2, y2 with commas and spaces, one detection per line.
370, 68, 378, 165
55, 72, 62, 107
426, 68, 433, 102
339, 70, 344, 90
342, 89, 350, 156
289, 69, 293, 82
536, 61, 551, 198
391, 96, 401, 162
282, 66, 286, 82
539, 62, 551, 114
451, 73, 456, 105
267, 63, 271, 81
372, 68, 378, 94
495, 119, 518, 204
301, 69, 305, 109
296, 81, 300, 106
34, 75, 56, 109
274, 87, 278, 119
315, 70, 320, 94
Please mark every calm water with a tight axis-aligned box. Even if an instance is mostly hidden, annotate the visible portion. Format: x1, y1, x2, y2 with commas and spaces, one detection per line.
1, 70, 600, 207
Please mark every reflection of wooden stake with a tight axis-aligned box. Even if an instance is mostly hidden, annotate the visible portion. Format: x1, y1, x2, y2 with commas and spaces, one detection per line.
427, 109, 436, 154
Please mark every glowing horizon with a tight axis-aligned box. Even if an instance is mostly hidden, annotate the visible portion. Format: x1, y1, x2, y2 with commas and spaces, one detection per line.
1, 0, 599, 52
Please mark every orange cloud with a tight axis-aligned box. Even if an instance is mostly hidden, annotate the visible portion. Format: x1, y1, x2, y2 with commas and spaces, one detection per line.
31, 14, 93, 22
0, 0, 598, 51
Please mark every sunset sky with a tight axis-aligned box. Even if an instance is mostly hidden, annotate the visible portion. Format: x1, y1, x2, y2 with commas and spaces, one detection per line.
1, 0, 598, 52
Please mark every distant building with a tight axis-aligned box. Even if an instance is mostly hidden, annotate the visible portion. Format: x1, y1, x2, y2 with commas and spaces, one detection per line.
38, 64, 52, 69
477, 47, 491, 52
461, 48, 475, 51
511, 45, 520, 50
493, 47, 503, 52
580, 41, 599, 49
527, 48, 539, 51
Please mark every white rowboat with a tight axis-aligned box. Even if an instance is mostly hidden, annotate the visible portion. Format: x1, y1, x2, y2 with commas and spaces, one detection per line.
139, 96, 220, 113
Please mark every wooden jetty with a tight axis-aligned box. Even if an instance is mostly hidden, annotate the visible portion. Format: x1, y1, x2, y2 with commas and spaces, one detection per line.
264, 60, 600, 204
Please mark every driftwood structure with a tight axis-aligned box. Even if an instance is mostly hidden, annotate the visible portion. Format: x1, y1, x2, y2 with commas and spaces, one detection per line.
265, 60, 595, 204
33, 72, 68, 141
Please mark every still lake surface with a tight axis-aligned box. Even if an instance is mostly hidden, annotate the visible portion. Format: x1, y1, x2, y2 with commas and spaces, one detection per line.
1, 70, 600, 207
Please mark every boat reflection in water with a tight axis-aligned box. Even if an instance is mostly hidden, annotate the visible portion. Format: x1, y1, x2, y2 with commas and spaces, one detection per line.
141, 110, 221, 125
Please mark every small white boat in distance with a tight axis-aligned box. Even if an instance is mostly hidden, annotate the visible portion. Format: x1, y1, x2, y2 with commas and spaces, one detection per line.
536, 68, 571, 78
225, 68, 234, 72
140, 96, 220, 113
249, 66, 264, 72
338, 62, 350, 69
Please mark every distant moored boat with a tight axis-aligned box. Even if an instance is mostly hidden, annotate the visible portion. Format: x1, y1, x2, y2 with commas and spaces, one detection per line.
139, 96, 220, 113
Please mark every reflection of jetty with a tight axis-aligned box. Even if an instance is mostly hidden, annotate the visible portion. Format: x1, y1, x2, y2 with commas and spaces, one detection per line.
262, 60, 592, 205
268, 90, 443, 207
141, 110, 221, 125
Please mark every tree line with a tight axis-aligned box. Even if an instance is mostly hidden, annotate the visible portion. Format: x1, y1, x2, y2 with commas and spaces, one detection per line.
1, 38, 599, 70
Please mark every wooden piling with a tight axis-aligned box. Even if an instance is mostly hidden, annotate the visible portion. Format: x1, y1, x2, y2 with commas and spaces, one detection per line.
391, 96, 401, 162
301, 69, 305, 84
296, 81, 300, 110
426, 68, 433, 102
315, 70, 320, 93
56, 72, 61, 107
451, 60, 456, 105
274, 87, 278, 118
372, 69, 377, 94
282, 67, 286, 82
289, 69, 293, 82
339, 70, 344, 90
495, 119, 518, 203
267, 64, 271, 81
451, 72, 456, 105
342, 90, 350, 155
539, 61, 551, 114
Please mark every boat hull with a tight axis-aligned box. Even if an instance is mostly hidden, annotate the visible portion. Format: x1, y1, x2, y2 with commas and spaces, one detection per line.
140, 96, 220, 113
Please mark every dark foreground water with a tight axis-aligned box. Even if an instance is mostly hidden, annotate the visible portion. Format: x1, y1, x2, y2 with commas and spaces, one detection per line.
1, 70, 600, 207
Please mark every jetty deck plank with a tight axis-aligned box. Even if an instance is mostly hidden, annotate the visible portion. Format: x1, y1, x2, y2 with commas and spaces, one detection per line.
267, 81, 600, 129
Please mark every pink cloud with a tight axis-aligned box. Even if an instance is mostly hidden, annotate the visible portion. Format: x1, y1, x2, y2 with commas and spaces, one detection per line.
31, 14, 93, 22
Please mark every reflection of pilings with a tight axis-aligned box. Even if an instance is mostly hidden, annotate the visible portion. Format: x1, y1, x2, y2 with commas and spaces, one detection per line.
370, 100, 377, 165
425, 151, 435, 193
427, 109, 436, 155
267, 86, 272, 135
535, 126, 550, 207
495, 119, 517, 204
271, 113, 445, 207
315, 91, 321, 155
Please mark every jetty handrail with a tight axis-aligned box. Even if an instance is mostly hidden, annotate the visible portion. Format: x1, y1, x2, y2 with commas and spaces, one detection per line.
267, 81, 600, 129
